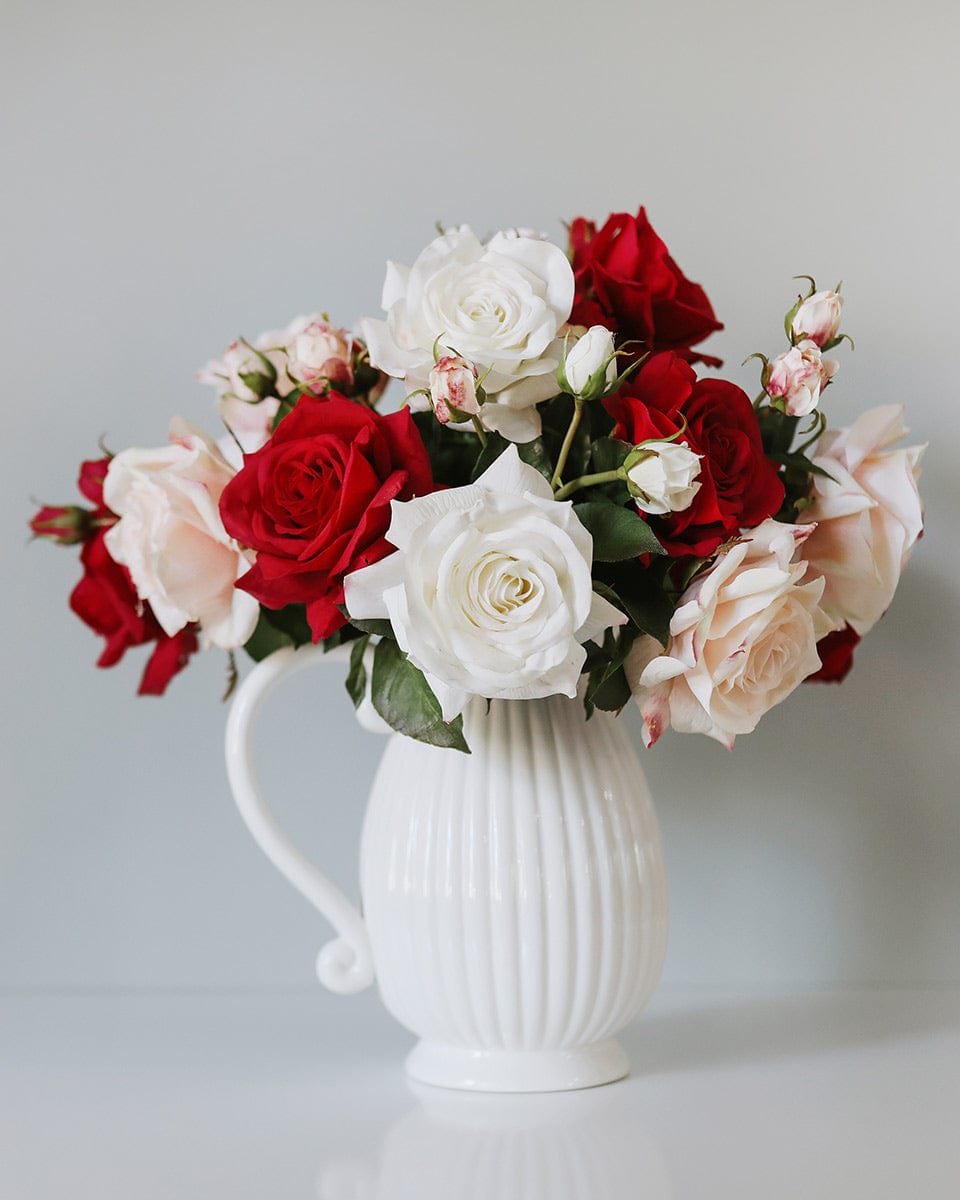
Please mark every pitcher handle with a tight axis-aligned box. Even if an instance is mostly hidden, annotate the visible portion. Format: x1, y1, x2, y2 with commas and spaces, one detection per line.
225, 643, 375, 995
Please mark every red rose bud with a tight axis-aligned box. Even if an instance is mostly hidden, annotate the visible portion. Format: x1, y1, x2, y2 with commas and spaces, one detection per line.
29, 504, 95, 545
77, 456, 112, 508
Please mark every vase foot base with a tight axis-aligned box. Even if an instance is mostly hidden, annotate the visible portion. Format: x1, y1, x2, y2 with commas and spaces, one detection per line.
405, 1038, 629, 1093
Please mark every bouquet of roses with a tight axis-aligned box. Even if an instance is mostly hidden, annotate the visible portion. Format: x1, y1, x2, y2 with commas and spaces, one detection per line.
31, 208, 924, 752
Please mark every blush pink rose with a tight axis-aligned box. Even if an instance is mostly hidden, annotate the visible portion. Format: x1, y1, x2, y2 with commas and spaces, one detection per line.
627, 519, 832, 748
103, 418, 259, 650
764, 339, 838, 417
798, 405, 924, 634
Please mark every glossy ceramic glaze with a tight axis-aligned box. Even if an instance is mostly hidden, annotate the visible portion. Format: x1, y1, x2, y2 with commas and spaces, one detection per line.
226, 644, 668, 1091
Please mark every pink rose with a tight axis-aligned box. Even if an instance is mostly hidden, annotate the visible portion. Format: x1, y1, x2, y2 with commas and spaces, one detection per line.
798, 405, 924, 634
428, 355, 481, 424
628, 519, 832, 748
287, 318, 354, 392
790, 289, 843, 348
764, 339, 838, 417
103, 418, 260, 650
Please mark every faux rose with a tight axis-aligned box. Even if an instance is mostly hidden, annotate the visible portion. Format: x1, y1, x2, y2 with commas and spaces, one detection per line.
429, 355, 481, 424
288, 318, 354, 392
104, 419, 259, 650
798, 405, 924, 634
790, 289, 843, 348
605, 353, 785, 556
569, 208, 723, 362
559, 325, 617, 399
219, 394, 436, 641
624, 440, 702, 516
344, 445, 626, 722
763, 339, 838, 417
359, 226, 575, 442
627, 520, 832, 748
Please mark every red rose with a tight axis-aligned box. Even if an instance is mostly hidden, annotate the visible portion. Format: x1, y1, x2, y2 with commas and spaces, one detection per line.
71, 529, 198, 695
32, 455, 198, 694
806, 624, 860, 683
570, 208, 723, 364
219, 394, 436, 641
605, 353, 785, 557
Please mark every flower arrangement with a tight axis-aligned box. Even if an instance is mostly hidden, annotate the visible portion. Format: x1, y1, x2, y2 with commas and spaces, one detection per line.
31, 208, 924, 752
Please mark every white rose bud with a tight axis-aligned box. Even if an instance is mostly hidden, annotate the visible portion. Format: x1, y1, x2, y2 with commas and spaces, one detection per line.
790, 289, 843, 348
764, 339, 838, 417
559, 325, 617, 399
624, 441, 702, 516
429, 355, 481, 424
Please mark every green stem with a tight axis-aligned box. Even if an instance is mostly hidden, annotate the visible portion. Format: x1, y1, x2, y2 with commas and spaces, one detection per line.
554, 469, 622, 503
471, 416, 488, 446
550, 397, 585, 490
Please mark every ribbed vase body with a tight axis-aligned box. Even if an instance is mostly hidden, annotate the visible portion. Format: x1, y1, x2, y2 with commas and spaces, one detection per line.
359, 694, 668, 1091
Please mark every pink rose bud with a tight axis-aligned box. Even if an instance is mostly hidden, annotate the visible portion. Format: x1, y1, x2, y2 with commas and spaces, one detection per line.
429, 356, 481, 425
288, 320, 354, 392
790, 289, 843, 348
764, 340, 838, 417
29, 504, 95, 545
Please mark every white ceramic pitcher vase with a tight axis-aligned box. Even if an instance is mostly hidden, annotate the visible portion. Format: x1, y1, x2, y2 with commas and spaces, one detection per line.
225, 643, 668, 1092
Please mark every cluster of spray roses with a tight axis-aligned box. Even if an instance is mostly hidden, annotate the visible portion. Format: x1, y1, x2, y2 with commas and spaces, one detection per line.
32, 209, 924, 750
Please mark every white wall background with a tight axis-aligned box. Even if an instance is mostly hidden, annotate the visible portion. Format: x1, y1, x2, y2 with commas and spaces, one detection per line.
3, 0, 958, 995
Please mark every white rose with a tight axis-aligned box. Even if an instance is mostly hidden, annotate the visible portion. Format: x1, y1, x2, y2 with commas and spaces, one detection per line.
627, 519, 832, 748
561, 325, 617, 399
359, 226, 574, 443
625, 441, 702, 515
103, 418, 259, 650
344, 445, 625, 722
798, 405, 924, 634
791, 289, 843, 348
764, 339, 838, 417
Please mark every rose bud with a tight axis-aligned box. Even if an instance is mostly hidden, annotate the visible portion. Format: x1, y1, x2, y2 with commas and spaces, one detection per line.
29, 504, 95, 545
623, 440, 702, 516
288, 319, 354, 392
790, 289, 843, 348
558, 325, 617, 400
763, 339, 838, 417
429, 355, 481, 425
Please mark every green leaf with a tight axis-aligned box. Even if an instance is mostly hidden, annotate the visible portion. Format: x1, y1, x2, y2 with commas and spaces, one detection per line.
468, 431, 554, 483
574, 501, 664, 561
769, 451, 837, 482
243, 610, 295, 662
516, 437, 554, 481
345, 635, 370, 709
344, 615, 394, 638
591, 437, 632, 475
589, 664, 633, 712
593, 579, 673, 647
371, 639, 470, 753
470, 430, 510, 481
263, 604, 313, 645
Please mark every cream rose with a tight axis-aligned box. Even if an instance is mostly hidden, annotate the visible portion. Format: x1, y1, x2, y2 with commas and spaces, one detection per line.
628, 519, 832, 748
344, 445, 625, 721
359, 226, 574, 442
798, 405, 924, 634
624, 440, 702, 516
287, 318, 353, 391
560, 325, 617, 399
103, 418, 259, 649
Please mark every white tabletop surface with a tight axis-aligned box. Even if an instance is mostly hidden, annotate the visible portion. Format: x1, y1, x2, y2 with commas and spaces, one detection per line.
3, 987, 958, 1199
